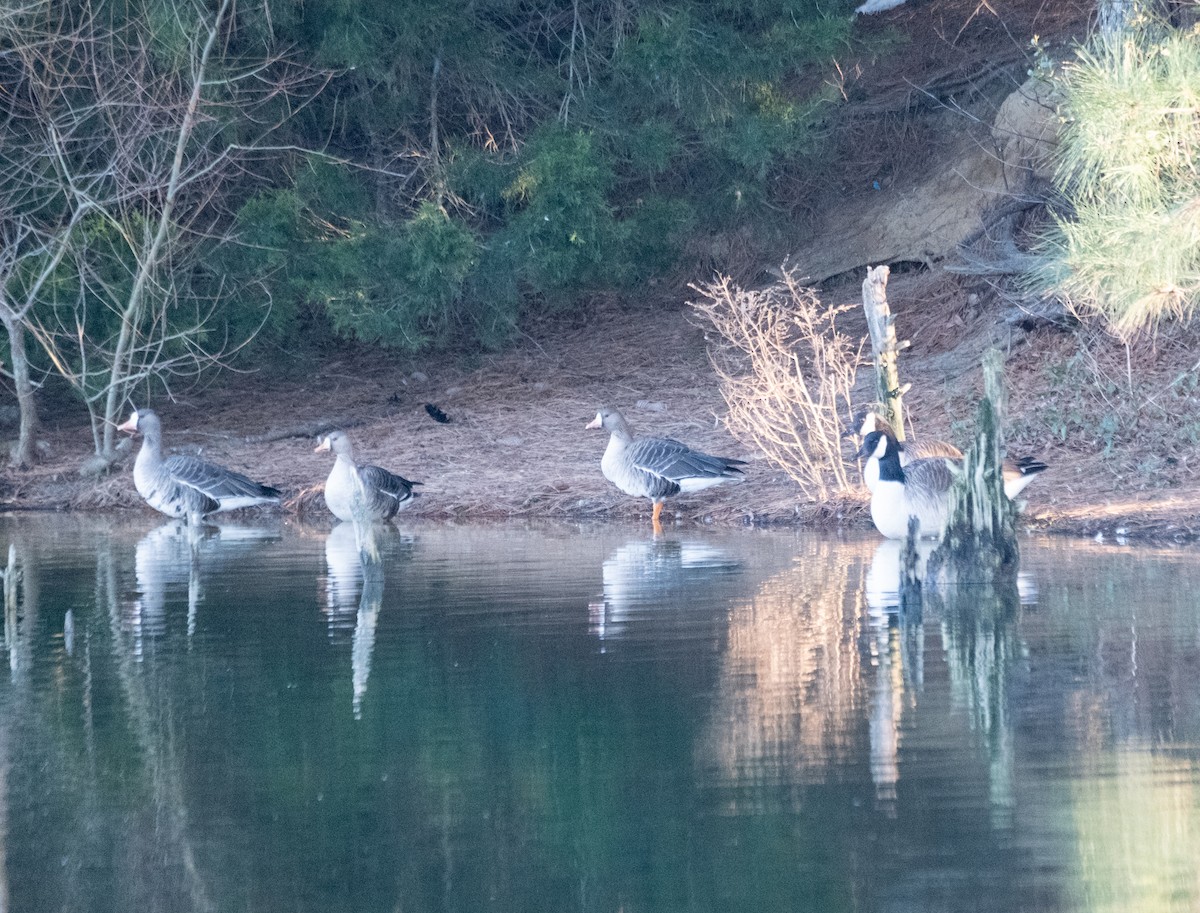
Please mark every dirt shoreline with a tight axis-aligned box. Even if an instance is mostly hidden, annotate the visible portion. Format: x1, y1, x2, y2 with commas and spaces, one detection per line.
5, 276, 1200, 545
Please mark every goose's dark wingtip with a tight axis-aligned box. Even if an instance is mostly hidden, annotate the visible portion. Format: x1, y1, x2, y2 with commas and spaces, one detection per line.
1015, 456, 1049, 476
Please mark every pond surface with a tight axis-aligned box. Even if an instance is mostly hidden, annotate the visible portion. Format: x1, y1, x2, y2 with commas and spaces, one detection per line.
2, 513, 1199, 913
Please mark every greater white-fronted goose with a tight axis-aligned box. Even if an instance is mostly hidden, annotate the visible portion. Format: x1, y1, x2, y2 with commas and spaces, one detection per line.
314, 429, 420, 523
850, 409, 1047, 500
857, 430, 955, 540
585, 406, 746, 531
117, 408, 281, 526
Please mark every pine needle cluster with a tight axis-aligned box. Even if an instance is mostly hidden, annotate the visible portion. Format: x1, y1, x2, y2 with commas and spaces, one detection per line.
1031, 18, 1200, 337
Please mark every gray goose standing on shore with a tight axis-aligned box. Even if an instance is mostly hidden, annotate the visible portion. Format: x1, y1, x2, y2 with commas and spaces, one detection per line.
586, 406, 746, 531
315, 429, 420, 523
118, 408, 282, 526
849, 408, 1047, 500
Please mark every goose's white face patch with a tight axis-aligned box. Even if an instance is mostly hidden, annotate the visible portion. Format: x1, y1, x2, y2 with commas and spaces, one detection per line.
872, 434, 889, 460
859, 412, 878, 435
116, 409, 141, 434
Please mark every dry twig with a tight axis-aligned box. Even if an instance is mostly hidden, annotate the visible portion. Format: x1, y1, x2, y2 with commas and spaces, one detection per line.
690, 271, 863, 502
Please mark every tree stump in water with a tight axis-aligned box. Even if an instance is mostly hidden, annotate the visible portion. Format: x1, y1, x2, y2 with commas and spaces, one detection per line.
928, 349, 1020, 584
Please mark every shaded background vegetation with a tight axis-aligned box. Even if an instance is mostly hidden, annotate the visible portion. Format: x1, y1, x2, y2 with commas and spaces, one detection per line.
0, 0, 866, 463
194, 0, 857, 353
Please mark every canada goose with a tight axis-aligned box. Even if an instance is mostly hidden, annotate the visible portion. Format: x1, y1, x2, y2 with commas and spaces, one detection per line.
314, 429, 420, 523
117, 408, 281, 526
857, 430, 956, 540
586, 407, 746, 532
849, 409, 1047, 499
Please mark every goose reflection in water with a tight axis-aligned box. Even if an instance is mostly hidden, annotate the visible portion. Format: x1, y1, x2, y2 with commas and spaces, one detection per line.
321, 521, 410, 719
863, 538, 1038, 817
588, 537, 741, 643
865, 538, 1039, 617
131, 521, 279, 647
321, 521, 409, 625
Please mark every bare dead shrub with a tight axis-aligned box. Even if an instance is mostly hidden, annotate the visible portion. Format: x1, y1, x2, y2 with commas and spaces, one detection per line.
690, 271, 863, 502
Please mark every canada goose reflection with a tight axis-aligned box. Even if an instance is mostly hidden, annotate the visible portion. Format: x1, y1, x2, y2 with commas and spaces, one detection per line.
865, 539, 1039, 616
863, 538, 934, 809
132, 521, 280, 643
588, 537, 741, 642
863, 538, 1038, 814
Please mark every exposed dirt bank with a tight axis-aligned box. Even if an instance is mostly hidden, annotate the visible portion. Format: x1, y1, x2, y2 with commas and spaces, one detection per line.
6, 272, 1200, 544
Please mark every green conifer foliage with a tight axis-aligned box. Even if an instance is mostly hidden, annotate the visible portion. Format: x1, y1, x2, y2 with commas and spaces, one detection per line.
1030, 19, 1200, 336
229, 0, 856, 352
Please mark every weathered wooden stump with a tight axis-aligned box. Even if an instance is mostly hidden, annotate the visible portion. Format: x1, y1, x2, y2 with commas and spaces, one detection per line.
928, 349, 1020, 584
861, 265, 908, 438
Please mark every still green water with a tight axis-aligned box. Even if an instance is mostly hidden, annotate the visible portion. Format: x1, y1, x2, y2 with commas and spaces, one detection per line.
1, 513, 1199, 913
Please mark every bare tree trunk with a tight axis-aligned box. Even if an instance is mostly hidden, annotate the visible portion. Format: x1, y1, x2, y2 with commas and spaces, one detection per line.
100, 0, 232, 456
430, 50, 443, 207
0, 212, 90, 468
2, 317, 39, 468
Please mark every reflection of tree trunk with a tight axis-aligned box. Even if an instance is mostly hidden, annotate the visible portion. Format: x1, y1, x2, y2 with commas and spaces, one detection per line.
2, 546, 16, 677
97, 548, 216, 913
1, 542, 34, 913
933, 580, 1021, 825
4, 543, 37, 681
869, 620, 910, 808
0, 690, 9, 913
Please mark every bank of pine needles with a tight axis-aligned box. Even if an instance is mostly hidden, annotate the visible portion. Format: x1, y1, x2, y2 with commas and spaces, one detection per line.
1030, 16, 1200, 337
690, 271, 861, 504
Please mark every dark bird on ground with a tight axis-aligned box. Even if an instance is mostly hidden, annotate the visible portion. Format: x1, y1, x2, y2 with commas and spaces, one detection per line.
424, 403, 451, 424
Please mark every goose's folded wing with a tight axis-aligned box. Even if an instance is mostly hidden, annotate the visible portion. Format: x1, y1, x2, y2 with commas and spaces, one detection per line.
164, 454, 280, 502
903, 457, 957, 506
905, 439, 963, 460
629, 438, 744, 482
359, 464, 418, 508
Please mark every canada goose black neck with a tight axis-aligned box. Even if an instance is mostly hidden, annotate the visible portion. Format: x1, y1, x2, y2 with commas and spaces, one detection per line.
861, 431, 904, 483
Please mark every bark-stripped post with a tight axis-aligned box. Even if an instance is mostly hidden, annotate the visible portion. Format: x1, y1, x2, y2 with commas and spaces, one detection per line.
929, 349, 1019, 580
861, 265, 907, 439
